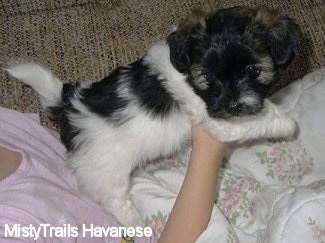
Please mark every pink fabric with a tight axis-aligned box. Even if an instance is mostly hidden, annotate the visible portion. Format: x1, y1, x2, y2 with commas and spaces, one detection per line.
0, 107, 157, 242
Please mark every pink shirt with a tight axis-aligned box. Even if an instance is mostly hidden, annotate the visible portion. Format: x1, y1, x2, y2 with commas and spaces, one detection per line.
0, 107, 157, 243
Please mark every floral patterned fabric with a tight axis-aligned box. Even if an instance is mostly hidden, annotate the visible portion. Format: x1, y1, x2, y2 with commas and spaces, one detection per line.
130, 68, 325, 243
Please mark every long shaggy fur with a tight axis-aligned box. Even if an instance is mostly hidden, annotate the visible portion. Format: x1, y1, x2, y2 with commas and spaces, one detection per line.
7, 6, 300, 226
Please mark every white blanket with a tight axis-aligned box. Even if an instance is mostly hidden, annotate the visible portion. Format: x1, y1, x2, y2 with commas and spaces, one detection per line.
130, 68, 325, 243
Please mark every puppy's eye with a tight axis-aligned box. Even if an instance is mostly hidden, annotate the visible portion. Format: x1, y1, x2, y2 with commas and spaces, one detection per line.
245, 65, 261, 79
203, 72, 214, 80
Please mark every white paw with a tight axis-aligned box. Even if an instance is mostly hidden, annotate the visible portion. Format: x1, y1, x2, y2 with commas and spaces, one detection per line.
107, 199, 144, 227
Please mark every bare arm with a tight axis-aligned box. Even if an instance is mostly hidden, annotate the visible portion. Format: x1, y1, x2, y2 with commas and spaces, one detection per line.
0, 146, 22, 181
159, 124, 228, 242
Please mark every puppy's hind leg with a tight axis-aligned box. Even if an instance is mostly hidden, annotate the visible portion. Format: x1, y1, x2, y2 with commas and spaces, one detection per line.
105, 178, 144, 228
101, 169, 144, 227
69, 153, 143, 227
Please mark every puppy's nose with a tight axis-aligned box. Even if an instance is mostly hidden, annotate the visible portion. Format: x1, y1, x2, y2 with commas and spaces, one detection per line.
228, 100, 239, 109
227, 101, 242, 115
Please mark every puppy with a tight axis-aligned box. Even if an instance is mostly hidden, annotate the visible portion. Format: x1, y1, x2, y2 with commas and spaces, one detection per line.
7, 6, 300, 226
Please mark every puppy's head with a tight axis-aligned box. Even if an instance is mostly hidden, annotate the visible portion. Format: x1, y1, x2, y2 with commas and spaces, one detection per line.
167, 6, 300, 119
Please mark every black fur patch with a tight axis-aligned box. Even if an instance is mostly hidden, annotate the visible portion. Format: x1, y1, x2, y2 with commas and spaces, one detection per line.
81, 59, 177, 119
128, 59, 178, 117
80, 68, 129, 120
49, 106, 81, 152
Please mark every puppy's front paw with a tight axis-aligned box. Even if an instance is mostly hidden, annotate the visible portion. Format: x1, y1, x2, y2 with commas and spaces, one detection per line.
246, 99, 296, 140
203, 99, 296, 142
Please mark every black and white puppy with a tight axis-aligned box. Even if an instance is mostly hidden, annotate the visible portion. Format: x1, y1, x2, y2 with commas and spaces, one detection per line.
7, 6, 300, 226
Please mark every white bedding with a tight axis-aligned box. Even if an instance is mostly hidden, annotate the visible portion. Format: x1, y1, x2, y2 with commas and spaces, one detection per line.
130, 68, 325, 243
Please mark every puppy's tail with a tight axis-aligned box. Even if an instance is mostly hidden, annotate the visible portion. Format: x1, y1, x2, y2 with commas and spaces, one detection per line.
6, 63, 63, 108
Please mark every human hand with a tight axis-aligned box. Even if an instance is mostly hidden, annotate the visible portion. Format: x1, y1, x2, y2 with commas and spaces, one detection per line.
191, 123, 229, 164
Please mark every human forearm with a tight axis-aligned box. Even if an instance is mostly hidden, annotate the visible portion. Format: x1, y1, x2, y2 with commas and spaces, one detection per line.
159, 125, 228, 242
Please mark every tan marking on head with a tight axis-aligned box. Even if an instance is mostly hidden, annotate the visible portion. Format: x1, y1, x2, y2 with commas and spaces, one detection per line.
233, 6, 256, 19
256, 56, 275, 84
191, 65, 209, 90
255, 6, 280, 27
178, 8, 209, 30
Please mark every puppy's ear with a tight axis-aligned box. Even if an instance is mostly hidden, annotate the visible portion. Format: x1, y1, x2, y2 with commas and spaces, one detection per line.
167, 9, 207, 73
256, 7, 301, 68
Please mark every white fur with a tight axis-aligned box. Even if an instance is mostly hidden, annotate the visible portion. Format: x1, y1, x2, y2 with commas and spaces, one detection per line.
7, 41, 296, 227
203, 100, 296, 142
238, 91, 259, 106
67, 98, 191, 226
